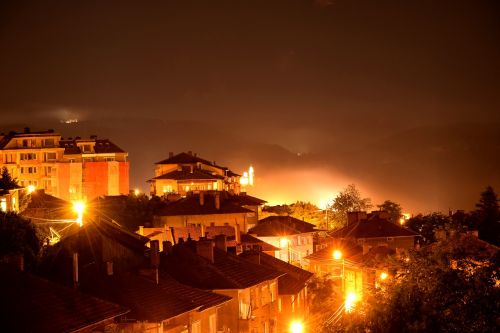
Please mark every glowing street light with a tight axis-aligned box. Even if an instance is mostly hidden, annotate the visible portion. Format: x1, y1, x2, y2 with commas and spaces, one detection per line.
73, 201, 86, 227
280, 237, 290, 248
27, 184, 36, 194
290, 320, 304, 333
134, 188, 140, 196
380, 272, 389, 281
345, 292, 358, 313
333, 250, 343, 260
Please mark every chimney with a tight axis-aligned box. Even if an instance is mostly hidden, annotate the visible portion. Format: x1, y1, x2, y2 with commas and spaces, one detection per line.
214, 234, 227, 252
138, 226, 144, 235
347, 211, 367, 225
215, 192, 220, 210
170, 227, 176, 244
106, 261, 113, 276
190, 165, 194, 173
73, 252, 79, 288
196, 239, 214, 263
150, 240, 160, 267
163, 241, 173, 254
201, 223, 205, 238
199, 192, 205, 206
234, 223, 241, 244
169, 152, 174, 158
188, 150, 192, 156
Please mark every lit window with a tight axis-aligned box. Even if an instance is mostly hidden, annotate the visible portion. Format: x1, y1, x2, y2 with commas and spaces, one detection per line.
0, 198, 6, 212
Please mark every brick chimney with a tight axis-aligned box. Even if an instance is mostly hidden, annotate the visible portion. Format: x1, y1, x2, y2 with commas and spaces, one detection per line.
347, 211, 367, 225
234, 223, 241, 244
169, 151, 174, 158
196, 239, 214, 263
215, 192, 220, 210
214, 234, 227, 252
150, 240, 160, 267
163, 241, 173, 254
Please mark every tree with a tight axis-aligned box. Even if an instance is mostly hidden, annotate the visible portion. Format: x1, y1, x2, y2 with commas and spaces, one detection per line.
0, 212, 41, 270
475, 186, 500, 246
0, 167, 18, 189
407, 212, 450, 244
326, 234, 500, 333
377, 200, 403, 224
326, 184, 372, 230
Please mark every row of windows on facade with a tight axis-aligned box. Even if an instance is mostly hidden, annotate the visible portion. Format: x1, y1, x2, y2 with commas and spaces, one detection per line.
15, 139, 94, 152
2, 153, 117, 163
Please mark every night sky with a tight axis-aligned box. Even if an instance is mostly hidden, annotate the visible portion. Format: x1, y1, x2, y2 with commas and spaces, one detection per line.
1, 0, 499, 212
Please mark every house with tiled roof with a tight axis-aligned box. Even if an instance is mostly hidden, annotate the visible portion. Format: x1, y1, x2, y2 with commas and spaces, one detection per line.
0, 264, 129, 333
138, 224, 280, 255
153, 191, 262, 233
160, 237, 283, 333
330, 211, 419, 254
42, 216, 232, 333
0, 128, 129, 202
149, 151, 241, 196
239, 250, 313, 332
248, 215, 319, 268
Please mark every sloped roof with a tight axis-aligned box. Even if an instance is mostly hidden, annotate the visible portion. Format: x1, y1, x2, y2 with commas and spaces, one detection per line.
249, 216, 317, 236
0, 265, 128, 333
59, 138, 125, 155
155, 193, 253, 216
22, 189, 76, 220
330, 217, 418, 239
239, 251, 313, 295
228, 234, 280, 252
79, 267, 230, 322
161, 242, 283, 290
156, 152, 219, 166
151, 168, 225, 181
228, 193, 267, 206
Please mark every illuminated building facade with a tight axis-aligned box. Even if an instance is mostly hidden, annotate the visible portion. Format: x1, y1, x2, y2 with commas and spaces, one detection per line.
149, 151, 241, 196
0, 128, 129, 202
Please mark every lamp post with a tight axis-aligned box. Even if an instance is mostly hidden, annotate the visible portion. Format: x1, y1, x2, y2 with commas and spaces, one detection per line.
333, 250, 345, 293
280, 237, 291, 263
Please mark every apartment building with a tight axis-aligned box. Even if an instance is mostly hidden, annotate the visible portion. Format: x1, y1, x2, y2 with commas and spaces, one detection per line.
0, 128, 129, 201
149, 151, 241, 196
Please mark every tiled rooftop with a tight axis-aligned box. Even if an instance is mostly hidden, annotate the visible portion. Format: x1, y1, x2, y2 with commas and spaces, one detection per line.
249, 215, 317, 236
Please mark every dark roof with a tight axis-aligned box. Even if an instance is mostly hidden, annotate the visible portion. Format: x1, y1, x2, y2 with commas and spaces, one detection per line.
155, 193, 253, 216
228, 193, 267, 206
228, 233, 280, 252
79, 267, 230, 322
0, 265, 128, 333
239, 251, 313, 295
249, 216, 317, 236
59, 138, 125, 155
22, 189, 76, 220
151, 168, 225, 181
161, 242, 283, 290
156, 152, 220, 167
330, 217, 419, 239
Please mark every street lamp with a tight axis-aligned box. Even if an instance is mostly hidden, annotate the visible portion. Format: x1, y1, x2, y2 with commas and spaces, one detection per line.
27, 184, 36, 194
290, 320, 304, 333
333, 250, 345, 292
280, 237, 291, 263
134, 188, 140, 196
73, 200, 86, 227
380, 272, 388, 281
344, 292, 358, 313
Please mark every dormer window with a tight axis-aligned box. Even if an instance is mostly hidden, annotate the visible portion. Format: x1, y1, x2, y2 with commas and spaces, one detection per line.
81, 144, 92, 153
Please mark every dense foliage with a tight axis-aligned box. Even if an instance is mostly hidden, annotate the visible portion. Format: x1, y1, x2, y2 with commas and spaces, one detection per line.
0, 212, 41, 269
325, 235, 500, 333
326, 184, 372, 230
